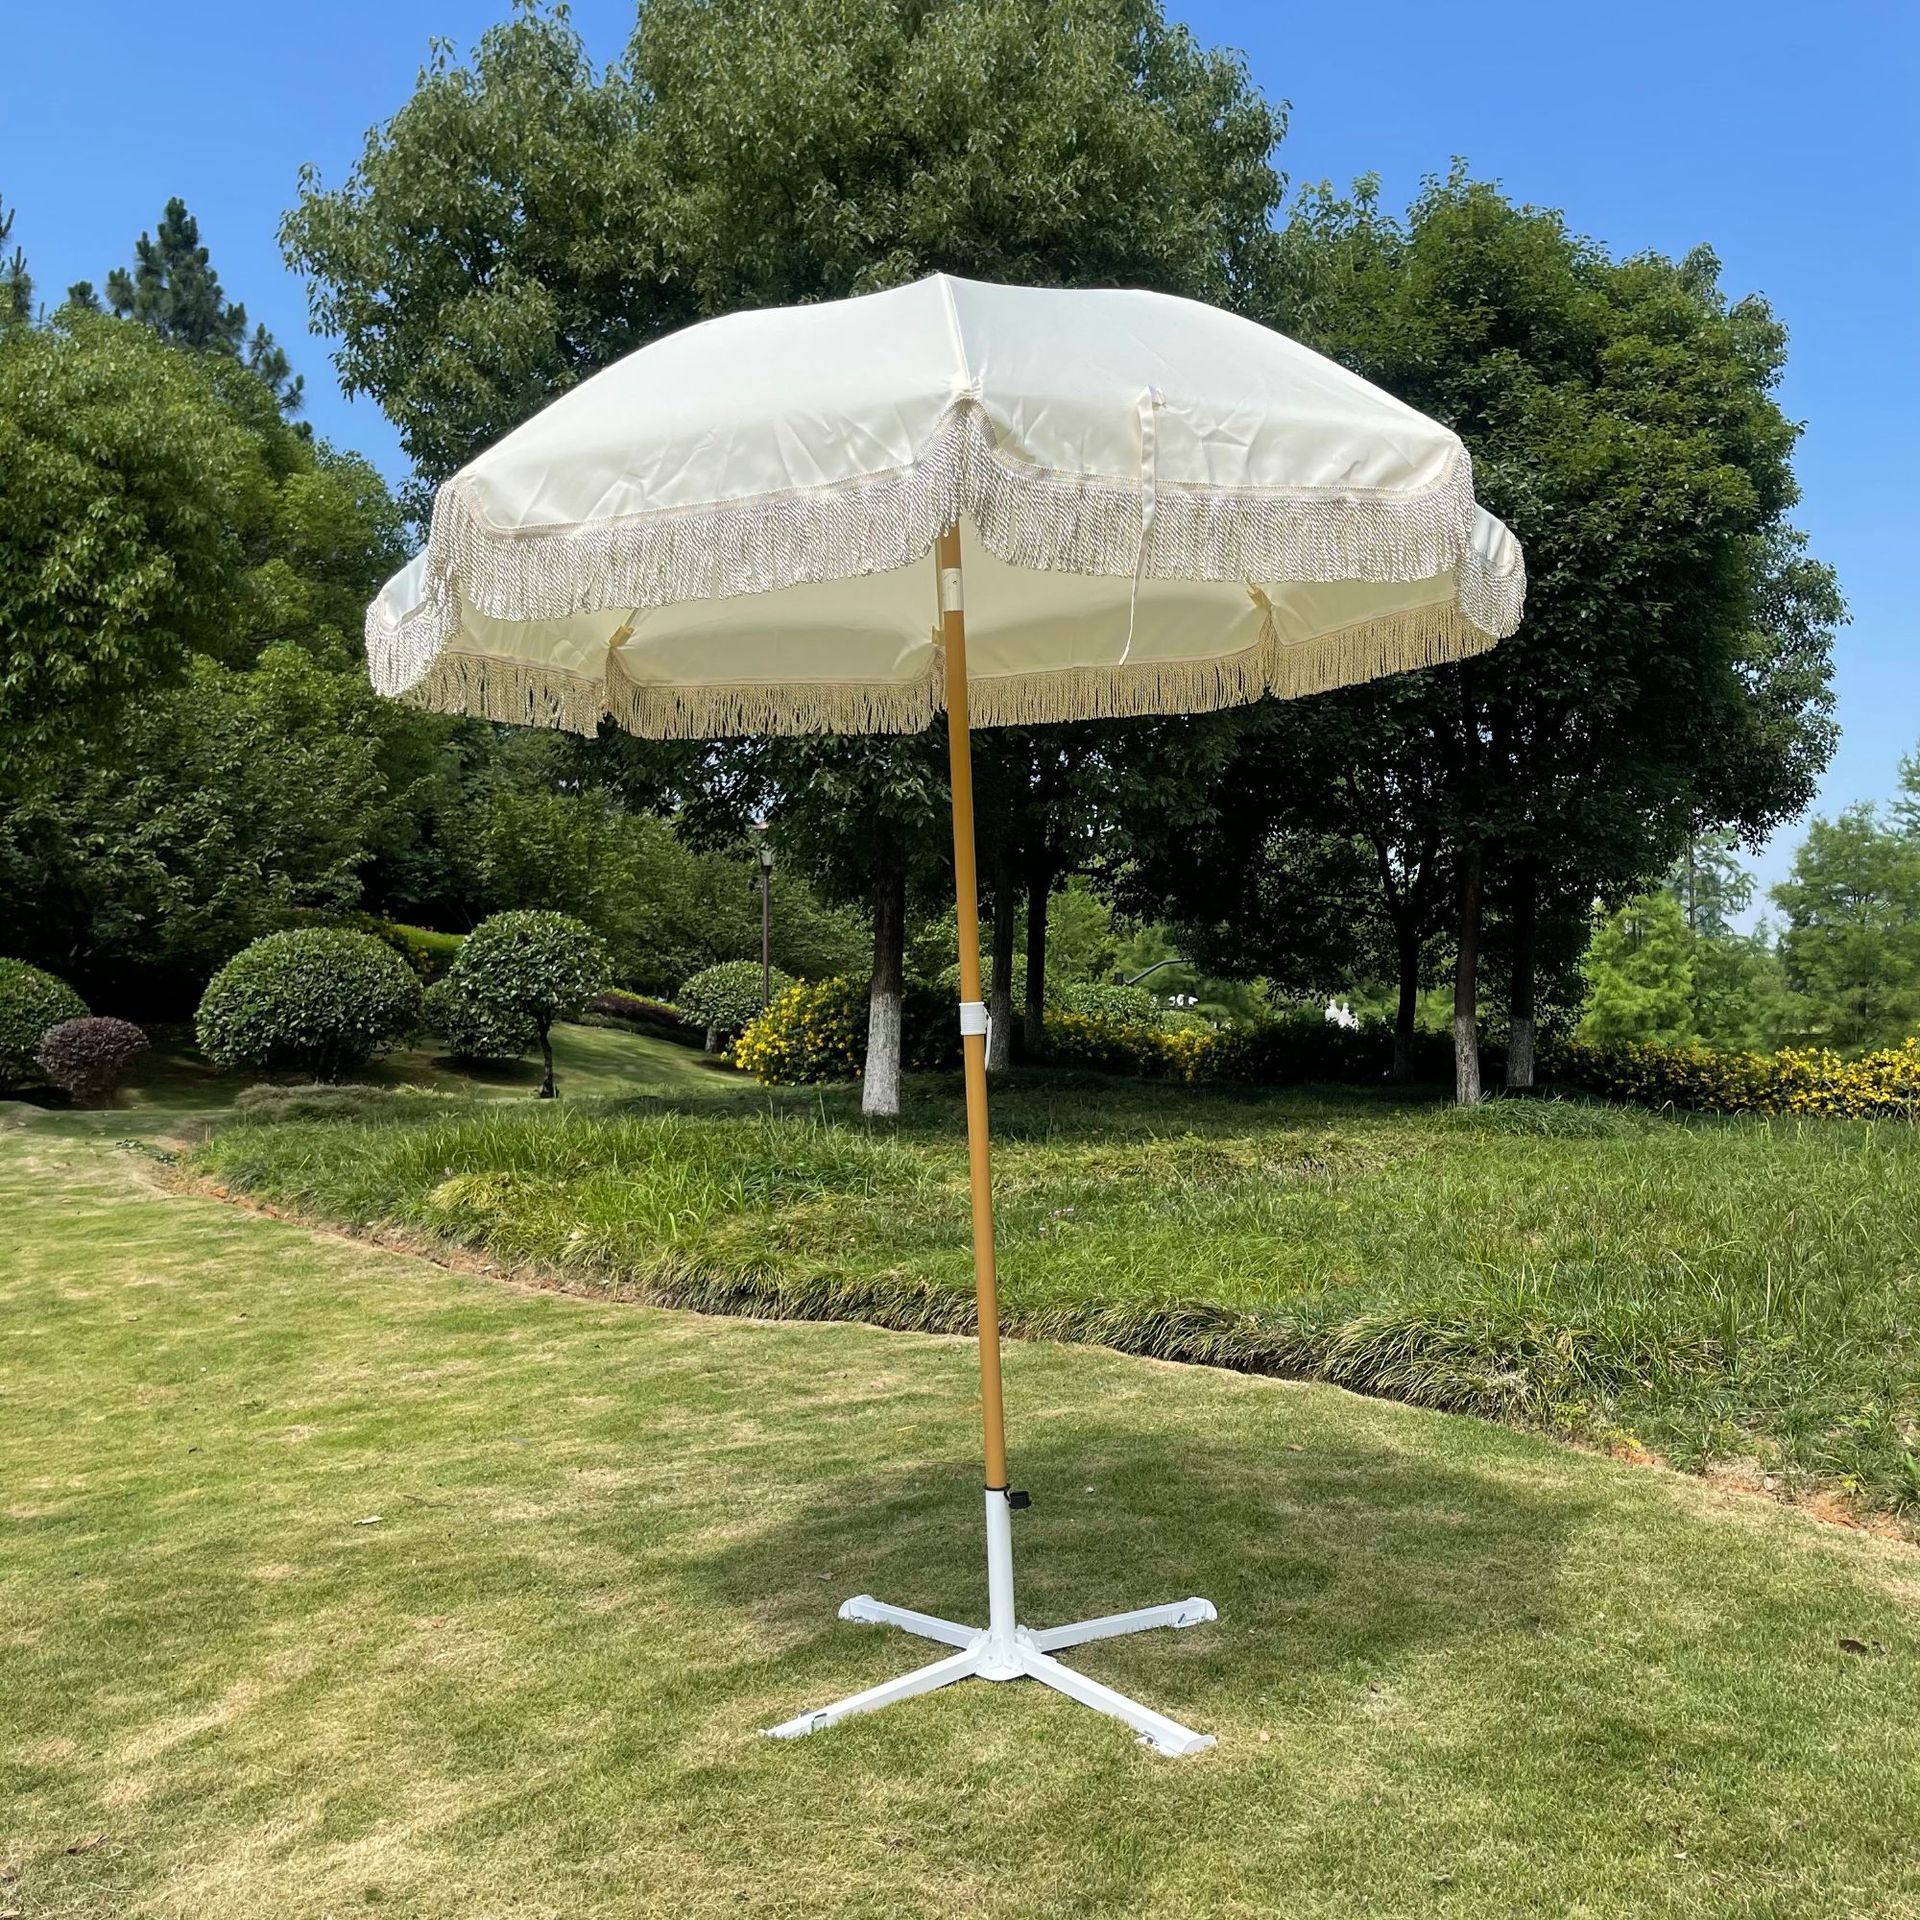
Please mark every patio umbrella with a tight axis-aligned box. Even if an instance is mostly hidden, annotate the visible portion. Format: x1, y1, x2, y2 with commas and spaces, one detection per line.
369, 273, 1525, 1755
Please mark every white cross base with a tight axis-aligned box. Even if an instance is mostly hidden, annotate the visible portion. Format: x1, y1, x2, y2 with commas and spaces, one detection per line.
764, 1492, 1217, 1756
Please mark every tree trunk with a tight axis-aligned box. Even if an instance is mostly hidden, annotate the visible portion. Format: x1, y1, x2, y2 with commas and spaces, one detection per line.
1506, 857, 1538, 1091
537, 1019, 556, 1099
1453, 846, 1483, 1108
863, 847, 906, 1117
1392, 922, 1420, 1082
1022, 859, 1051, 1055
703, 1024, 721, 1055
987, 860, 1016, 1074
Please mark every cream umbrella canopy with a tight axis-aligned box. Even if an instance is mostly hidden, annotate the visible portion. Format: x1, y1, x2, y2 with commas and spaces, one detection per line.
370, 274, 1525, 1756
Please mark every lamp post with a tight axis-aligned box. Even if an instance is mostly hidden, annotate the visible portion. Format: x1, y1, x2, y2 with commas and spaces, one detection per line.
755, 824, 774, 1006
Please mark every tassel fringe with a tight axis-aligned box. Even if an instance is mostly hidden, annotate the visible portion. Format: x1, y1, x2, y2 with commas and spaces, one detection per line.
396, 601, 1497, 739
368, 395, 1526, 716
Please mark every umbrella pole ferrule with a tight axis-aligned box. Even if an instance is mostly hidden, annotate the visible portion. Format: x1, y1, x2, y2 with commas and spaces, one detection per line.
980, 1487, 1020, 1677
761, 527, 1217, 1758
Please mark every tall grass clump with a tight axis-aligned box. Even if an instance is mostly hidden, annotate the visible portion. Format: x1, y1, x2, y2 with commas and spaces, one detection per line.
195, 1077, 1920, 1517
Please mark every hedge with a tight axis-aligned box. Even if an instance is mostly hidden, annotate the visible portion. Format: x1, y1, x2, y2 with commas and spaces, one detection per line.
585, 988, 705, 1048
734, 993, 1444, 1090
371, 920, 466, 983
1550, 1036, 1920, 1120
1056, 981, 1167, 1025
731, 978, 1920, 1123
1040, 1009, 1475, 1086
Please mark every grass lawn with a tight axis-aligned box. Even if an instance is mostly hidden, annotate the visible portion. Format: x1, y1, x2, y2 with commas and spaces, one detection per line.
188, 1054, 1920, 1518
6, 1117, 1920, 1918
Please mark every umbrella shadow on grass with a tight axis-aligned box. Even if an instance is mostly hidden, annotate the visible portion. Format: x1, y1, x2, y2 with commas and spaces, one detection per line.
677, 1419, 1584, 1715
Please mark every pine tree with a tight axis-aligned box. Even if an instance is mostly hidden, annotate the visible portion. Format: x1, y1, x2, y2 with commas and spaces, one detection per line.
0, 199, 31, 326
1666, 833, 1755, 939
1892, 745, 1920, 843
1577, 893, 1700, 1049
104, 198, 303, 414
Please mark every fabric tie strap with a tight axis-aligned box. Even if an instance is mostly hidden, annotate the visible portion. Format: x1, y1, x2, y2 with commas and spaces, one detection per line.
1118, 387, 1162, 666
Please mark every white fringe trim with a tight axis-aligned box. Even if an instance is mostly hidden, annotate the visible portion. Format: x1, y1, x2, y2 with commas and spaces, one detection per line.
367, 396, 1526, 704
395, 601, 1498, 739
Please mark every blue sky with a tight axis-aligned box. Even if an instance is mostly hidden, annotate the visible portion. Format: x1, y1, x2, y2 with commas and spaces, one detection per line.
6, 2, 1915, 906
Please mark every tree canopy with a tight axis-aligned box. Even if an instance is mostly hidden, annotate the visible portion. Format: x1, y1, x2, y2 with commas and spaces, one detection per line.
1772, 802, 1920, 1052
283, 0, 1288, 505
1124, 172, 1840, 1095
1, 314, 268, 760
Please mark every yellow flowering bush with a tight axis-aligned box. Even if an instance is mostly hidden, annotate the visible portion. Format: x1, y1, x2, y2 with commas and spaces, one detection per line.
1040, 1009, 1436, 1085
732, 976, 866, 1084
732, 975, 963, 1084
1551, 1037, 1920, 1120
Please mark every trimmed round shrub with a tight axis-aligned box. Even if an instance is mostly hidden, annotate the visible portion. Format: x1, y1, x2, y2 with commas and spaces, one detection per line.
678, 959, 795, 1047
438, 911, 609, 1096
422, 974, 536, 1062
0, 959, 88, 1089
35, 1016, 148, 1103
196, 929, 423, 1081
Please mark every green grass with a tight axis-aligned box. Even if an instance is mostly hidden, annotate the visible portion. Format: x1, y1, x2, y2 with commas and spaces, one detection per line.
7, 1125, 1920, 1917
191, 1068, 1920, 1517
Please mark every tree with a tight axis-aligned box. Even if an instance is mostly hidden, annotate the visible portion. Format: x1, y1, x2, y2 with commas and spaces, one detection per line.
107, 197, 303, 413
0, 275, 400, 782
284, 0, 1286, 505
1576, 892, 1698, 1048
1669, 832, 1754, 939
0, 313, 269, 763
441, 911, 610, 1097
678, 958, 795, 1051
282, 0, 1291, 1108
0, 198, 30, 326
1146, 173, 1839, 1102
0, 199, 418, 1020
1893, 747, 1920, 843
1650, 838, 1788, 1050
1120, 686, 1454, 1080
1771, 805, 1920, 1052
0, 649, 402, 1002
0, 284, 408, 1005
680, 733, 952, 1115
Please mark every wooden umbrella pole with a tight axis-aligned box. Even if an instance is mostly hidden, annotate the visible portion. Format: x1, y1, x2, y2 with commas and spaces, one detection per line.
762, 527, 1218, 1751
936, 523, 1009, 1497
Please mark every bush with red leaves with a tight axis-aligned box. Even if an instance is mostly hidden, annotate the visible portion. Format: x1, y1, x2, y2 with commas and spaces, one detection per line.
35, 1017, 149, 1103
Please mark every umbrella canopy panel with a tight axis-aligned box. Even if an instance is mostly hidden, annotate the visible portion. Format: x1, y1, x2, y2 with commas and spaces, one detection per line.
371, 275, 1524, 739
